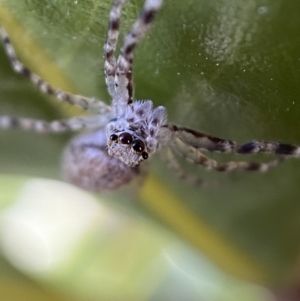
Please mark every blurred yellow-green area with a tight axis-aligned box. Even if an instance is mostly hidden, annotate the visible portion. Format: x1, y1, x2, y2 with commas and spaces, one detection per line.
1, 0, 300, 300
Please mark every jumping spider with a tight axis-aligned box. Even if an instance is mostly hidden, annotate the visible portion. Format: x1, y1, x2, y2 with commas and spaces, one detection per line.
0, 0, 299, 192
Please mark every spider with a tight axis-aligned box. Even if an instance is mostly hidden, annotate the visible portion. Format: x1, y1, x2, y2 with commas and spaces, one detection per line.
0, 0, 299, 192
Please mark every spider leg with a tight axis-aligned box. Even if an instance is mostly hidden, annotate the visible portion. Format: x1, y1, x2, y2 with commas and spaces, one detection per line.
0, 26, 110, 114
172, 138, 284, 172
166, 124, 236, 153
104, 0, 127, 98
161, 147, 205, 186
0, 114, 111, 133
114, 0, 163, 114
167, 124, 300, 157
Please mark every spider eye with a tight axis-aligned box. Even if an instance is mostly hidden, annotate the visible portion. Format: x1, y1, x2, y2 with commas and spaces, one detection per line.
110, 134, 118, 141
119, 132, 133, 145
142, 152, 148, 160
132, 139, 145, 153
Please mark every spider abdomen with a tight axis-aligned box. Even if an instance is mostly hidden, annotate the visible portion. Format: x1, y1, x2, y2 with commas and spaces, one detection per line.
62, 130, 140, 192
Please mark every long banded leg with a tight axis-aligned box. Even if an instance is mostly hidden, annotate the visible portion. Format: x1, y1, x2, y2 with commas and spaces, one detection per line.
161, 147, 205, 186
0, 114, 111, 133
172, 138, 284, 172
104, 0, 127, 98
0, 26, 110, 113
166, 124, 236, 153
114, 0, 163, 114
167, 124, 300, 158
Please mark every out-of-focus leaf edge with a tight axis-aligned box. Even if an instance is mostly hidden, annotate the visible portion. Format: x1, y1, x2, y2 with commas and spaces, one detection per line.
0, 3, 270, 284
141, 175, 269, 283
0, 275, 75, 301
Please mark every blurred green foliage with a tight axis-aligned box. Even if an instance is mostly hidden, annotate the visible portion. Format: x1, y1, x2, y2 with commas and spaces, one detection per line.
1, 0, 300, 297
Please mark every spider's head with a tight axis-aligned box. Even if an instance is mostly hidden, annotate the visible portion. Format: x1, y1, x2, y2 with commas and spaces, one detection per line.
107, 130, 149, 167
106, 101, 168, 167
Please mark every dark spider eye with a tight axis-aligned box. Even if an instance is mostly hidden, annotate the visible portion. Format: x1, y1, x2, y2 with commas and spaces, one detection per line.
119, 132, 133, 145
132, 139, 145, 153
142, 152, 148, 160
110, 134, 118, 141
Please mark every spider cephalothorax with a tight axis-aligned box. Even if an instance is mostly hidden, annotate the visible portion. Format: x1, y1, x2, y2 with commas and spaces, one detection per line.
106, 100, 167, 166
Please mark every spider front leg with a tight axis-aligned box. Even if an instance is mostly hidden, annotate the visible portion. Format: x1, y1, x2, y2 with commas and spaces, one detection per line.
172, 137, 284, 173
167, 124, 300, 158
0, 114, 112, 133
104, 0, 127, 98
0, 26, 110, 113
113, 0, 163, 115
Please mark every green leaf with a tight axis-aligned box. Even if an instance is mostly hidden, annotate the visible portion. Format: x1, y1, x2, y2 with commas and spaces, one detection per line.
1, 0, 300, 296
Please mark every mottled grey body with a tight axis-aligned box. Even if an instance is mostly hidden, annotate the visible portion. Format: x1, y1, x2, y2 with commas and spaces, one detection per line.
62, 130, 139, 191
1, 0, 300, 192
